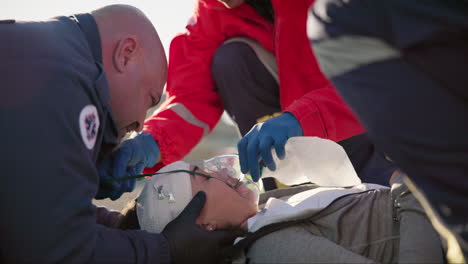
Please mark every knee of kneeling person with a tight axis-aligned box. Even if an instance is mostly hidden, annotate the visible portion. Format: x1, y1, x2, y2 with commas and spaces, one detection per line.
211, 41, 256, 79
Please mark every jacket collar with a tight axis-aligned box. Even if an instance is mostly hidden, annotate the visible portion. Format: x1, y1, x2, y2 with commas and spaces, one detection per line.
71, 13, 119, 155
72, 13, 102, 64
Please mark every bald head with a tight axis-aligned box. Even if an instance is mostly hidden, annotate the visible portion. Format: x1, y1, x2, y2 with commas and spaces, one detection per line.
92, 5, 161, 52
91, 5, 167, 138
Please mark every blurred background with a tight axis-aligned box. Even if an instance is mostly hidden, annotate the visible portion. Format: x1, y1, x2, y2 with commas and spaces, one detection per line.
1, 0, 241, 210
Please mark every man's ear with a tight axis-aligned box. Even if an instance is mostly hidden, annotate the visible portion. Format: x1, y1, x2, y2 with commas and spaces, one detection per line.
112, 36, 138, 73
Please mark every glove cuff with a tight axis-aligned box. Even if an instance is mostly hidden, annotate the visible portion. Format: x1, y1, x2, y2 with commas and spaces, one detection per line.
138, 131, 161, 167
282, 112, 304, 136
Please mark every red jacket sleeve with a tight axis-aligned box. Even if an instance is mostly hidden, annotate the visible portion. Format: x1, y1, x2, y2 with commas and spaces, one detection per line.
143, 2, 226, 172
273, 0, 365, 142
285, 85, 365, 142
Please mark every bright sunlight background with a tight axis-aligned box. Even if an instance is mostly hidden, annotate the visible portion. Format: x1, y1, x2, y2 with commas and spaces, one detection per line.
2, 0, 196, 56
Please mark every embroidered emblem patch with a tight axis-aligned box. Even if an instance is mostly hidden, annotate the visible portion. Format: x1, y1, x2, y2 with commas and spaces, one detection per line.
79, 105, 100, 150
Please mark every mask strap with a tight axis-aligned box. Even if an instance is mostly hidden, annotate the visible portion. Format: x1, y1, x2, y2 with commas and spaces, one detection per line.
113, 169, 214, 182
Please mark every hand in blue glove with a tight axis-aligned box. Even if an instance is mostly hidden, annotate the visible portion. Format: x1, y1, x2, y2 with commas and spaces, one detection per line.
95, 131, 160, 200
95, 157, 136, 200
238, 112, 303, 181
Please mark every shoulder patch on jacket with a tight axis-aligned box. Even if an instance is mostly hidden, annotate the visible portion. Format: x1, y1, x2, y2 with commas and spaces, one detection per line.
79, 105, 100, 150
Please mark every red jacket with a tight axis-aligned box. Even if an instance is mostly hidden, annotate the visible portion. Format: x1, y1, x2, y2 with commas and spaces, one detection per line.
143, 0, 365, 172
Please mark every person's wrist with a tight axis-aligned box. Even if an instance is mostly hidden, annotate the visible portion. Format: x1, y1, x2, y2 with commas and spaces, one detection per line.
138, 131, 160, 167
283, 112, 303, 136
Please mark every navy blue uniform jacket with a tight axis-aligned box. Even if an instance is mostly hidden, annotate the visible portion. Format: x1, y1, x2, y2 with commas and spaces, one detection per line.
0, 14, 170, 263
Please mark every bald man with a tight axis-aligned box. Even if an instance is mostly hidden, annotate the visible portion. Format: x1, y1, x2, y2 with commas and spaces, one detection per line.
0, 5, 236, 263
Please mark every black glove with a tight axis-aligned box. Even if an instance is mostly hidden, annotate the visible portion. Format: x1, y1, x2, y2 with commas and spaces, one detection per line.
162, 191, 239, 264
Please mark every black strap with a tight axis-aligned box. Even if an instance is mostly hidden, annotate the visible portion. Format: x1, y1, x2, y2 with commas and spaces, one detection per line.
222, 188, 376, 262
225, 184, 319, 259
71, 13, 103, 64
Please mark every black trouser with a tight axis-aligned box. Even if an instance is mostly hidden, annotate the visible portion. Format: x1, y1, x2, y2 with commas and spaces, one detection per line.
211, 41, 396, 188
309, 0, 468, 259
212, 41, 281, 136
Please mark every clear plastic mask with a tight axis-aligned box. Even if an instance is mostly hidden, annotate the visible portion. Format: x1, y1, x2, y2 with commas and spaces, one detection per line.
198, 154, 260, 205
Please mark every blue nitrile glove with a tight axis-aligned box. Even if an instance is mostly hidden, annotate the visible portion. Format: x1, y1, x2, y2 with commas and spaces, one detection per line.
95, 132, 160, 200
238, 112, 303, 181
95, 157, 136, 200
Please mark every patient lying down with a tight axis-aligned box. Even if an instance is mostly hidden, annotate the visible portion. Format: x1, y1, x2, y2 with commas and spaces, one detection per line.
111, 158, 444, 263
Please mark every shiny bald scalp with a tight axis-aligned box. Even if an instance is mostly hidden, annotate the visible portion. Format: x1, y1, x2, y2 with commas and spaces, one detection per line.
91, 4, 167, 88
90, 4, 167, 137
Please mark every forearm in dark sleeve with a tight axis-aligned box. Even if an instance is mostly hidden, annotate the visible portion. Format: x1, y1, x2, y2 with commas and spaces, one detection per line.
95, 207, 121, 228
91, 226, 171, 264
